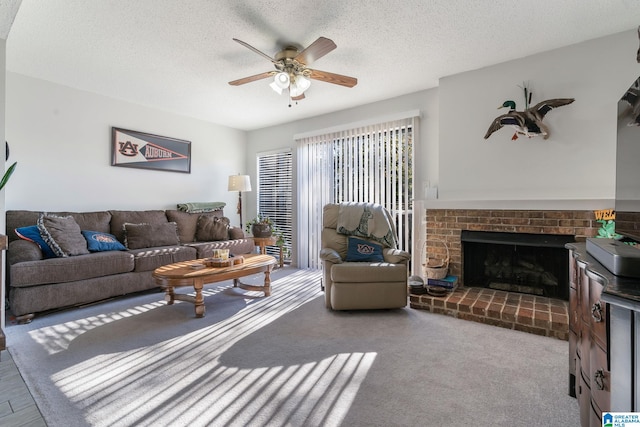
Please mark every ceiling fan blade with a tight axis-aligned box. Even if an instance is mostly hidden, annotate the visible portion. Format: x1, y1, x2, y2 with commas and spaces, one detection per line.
233, 38, 278, 64
228, 71, 275, 86
295, 37, 337, 65
291, 93, 305, 101
308, 69, 358, 88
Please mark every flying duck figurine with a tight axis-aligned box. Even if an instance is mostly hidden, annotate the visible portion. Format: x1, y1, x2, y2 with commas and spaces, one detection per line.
484, 98, 575, 140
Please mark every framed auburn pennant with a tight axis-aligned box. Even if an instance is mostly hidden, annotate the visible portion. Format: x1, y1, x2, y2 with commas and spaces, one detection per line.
111, 127, 191, 174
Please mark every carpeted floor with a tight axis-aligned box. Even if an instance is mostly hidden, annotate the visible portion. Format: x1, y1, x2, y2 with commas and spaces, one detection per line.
5, 268, 580, 427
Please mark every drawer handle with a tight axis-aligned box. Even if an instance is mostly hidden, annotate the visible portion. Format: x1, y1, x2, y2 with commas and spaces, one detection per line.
591, 301, 603, 323
594, 369, 605, 390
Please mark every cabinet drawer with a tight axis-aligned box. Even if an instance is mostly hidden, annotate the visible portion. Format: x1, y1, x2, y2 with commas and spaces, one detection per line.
569, 252, 578, 290
579, 326, 590, 378
587, 272, 607, 350
579, 262, 590, 323
590, 398, 603, 427
569, 330, 577, 377
570, 287, 579, 333
578, 371, 591, 427
590, 341, 610, 413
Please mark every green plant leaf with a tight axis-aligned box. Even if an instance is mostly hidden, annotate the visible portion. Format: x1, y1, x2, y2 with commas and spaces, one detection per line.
0, 161, 17, 191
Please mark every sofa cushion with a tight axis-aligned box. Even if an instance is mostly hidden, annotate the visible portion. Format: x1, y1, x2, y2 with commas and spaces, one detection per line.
55, 211, 112, 234
196, 215, 230, 241
331, 262, 407, 283
165, 209, 223, 243
109, 210, 168, 243
7, 210, 112, 243
9, 251, 135, 287
15, 225, 56, 258
123, 222, 180, 249
82, 230, 127, 252
128, 245, 196, 272
37, 214, 90, 257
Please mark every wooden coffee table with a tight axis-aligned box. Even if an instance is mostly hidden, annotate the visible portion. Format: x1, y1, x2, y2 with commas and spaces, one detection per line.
152, 254, 276, 318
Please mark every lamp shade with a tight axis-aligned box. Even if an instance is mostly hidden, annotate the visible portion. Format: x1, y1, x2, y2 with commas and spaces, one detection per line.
228, 175, 251, 192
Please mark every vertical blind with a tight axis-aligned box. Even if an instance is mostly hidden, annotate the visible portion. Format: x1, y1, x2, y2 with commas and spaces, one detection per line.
297, 116, 416, 269
256, 149, 293, 261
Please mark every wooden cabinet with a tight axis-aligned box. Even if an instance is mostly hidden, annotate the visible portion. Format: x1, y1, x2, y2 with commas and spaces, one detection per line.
568, 249, 610, 427
568, 242, 640, 426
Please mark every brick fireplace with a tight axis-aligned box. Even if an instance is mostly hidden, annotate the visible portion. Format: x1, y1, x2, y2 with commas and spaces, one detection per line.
410, 208, 600, 340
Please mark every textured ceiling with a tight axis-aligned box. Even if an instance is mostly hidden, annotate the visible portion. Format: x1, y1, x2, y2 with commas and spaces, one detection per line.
5, 0, 640, 131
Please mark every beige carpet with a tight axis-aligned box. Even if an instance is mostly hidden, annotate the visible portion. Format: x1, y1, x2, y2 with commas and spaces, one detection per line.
5, 268, 580, 426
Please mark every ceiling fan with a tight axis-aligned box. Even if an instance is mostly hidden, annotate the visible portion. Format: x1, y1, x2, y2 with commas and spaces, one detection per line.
228, 36, 357, 103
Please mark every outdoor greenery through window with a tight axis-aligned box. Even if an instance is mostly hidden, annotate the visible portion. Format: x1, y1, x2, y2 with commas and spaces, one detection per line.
256, 149, 293, 262
297, 116, 416, 269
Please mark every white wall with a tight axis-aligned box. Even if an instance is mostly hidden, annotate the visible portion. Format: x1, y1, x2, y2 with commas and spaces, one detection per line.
246, 29, 640, 216
5, 73, 248, 222
437, 29, 639, 207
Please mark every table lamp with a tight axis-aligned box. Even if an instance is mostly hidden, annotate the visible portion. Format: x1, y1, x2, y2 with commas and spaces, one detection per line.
228, 174, 252, 228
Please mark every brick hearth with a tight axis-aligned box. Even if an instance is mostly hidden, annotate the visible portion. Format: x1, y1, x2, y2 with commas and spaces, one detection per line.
411, 208, 600, 340
410, 287, 570, 340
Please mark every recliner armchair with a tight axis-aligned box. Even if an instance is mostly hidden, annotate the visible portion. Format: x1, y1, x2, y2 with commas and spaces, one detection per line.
319, 203, 410, 310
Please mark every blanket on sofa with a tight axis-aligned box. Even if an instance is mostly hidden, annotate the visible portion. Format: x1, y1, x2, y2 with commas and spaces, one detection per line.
176, 201, 226, 213
336, 202, 397, 248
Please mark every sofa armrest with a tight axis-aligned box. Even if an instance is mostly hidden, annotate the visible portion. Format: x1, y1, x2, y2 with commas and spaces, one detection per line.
8, 239, 44, 264
319, 248, 343, 264
383, 248, 410, 264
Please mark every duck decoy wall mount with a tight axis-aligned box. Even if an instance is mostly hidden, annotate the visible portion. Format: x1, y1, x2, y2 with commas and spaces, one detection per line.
484, 83, 575, 141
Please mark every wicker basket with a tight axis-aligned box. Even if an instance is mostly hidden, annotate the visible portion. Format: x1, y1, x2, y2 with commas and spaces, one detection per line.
421, 238, 450, 280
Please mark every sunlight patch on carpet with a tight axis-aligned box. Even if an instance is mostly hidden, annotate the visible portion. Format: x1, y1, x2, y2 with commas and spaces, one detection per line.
29, 270, 372, 426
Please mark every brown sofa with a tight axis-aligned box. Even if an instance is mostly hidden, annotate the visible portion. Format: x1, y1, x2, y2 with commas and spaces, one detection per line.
6, 208, 254, 322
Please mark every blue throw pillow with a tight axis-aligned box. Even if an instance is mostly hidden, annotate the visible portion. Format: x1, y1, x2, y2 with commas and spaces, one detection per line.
82, 230, 127, 252
345, 237, 384, 262
15, 225, 57, 258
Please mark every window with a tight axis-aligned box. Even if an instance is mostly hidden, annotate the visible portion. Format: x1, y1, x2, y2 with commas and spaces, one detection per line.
297, 116, 416, 268
256, 149, 293, 262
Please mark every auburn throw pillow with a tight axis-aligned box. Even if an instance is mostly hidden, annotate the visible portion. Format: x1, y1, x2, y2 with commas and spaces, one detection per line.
345, 236, 384, 262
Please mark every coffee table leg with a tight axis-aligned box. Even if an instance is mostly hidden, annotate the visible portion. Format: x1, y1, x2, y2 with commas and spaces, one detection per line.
194, 279, 205, 318
164, 287, 175, 305
263, 268, 272, 297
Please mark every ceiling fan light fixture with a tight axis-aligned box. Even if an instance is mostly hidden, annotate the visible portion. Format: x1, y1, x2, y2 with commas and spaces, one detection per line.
273, 72, 290, 89
296, 74, 311, 92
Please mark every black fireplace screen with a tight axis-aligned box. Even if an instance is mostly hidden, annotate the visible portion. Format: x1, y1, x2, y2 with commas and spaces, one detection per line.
461, 231, 574, 300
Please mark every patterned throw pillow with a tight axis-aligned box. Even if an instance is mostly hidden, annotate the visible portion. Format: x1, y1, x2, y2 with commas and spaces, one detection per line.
81, 230, 127, 252
196, 215, 230, 241
345, 236, 384, 262
37, 214, 90, 257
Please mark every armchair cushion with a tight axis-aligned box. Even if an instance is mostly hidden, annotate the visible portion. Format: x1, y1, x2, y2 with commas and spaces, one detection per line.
331, 262, 407, 283
345, 237, 383, 262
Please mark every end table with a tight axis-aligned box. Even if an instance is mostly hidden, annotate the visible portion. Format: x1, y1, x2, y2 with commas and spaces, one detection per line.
252, 236, 284, 268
